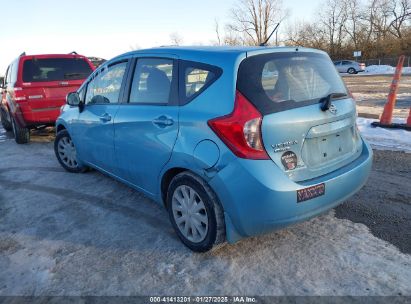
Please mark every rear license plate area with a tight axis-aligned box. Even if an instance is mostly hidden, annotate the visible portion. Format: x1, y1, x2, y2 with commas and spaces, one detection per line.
297, 183, 325, 203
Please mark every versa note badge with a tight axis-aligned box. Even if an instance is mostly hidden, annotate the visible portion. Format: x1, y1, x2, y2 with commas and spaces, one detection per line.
329, 104, 337, 115
272, 140, 298, 153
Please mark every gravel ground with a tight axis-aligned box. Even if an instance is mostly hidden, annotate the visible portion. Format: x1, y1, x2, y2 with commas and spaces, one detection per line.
0, 130, 410, 296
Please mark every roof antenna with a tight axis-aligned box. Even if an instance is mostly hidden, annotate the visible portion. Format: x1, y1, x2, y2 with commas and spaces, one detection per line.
259, 23, 280, 47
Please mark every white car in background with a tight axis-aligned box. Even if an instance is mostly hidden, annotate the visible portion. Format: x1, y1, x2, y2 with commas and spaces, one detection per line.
334, 60, 365, 74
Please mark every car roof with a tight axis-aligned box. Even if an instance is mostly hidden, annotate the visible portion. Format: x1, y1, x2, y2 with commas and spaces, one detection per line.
20, 54, 88, 60
126, 45, 323, 55
108, 46, 327, 66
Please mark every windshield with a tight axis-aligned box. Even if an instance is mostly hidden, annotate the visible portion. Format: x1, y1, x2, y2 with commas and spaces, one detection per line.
22, 58, 93, 82
237, 52, 348, 114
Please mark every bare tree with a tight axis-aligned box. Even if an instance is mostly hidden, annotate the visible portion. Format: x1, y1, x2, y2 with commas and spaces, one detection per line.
369, 0, 393, 39
318, 0, 348, 57
169, 32, 184, 46
129, 44, 141, 51
389, 0, 411, 38
214, 19, 222, 45
343, 0, 363, 49
226, 0, 287, 45
285, 21, 327, 49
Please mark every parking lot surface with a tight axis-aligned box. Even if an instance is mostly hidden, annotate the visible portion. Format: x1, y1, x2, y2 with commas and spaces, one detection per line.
343, 75, 411, 118
0, 131, 410, 296
1, 74, 411, 296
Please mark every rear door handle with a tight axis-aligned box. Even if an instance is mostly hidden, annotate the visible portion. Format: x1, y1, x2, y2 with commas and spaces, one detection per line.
99, 113, 112, 122
152, 115, 174, 127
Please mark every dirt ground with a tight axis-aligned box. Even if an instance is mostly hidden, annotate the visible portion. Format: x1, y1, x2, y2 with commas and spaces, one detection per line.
343, 75, 411, 118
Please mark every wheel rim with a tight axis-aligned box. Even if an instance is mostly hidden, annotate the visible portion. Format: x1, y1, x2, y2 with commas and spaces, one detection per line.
172, 185, 209, 243
57, 136, 79, 169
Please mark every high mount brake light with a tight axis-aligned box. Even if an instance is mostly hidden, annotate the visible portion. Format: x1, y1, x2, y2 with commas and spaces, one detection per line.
208, 91, 269, 160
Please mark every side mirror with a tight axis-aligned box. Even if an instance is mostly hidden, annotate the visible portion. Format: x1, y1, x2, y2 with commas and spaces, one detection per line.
66, 92, 81, 106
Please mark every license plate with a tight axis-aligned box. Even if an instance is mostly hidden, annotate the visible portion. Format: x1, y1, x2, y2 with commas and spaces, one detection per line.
297, 183, 325, 203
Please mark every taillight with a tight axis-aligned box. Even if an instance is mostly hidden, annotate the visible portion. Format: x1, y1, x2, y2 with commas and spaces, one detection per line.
13, 87, 27, 101
208, 91, 269, 160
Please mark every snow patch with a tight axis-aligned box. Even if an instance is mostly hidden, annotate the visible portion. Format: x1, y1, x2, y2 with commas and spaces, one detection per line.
357, 117, 411, 152
363, 65, 411, 75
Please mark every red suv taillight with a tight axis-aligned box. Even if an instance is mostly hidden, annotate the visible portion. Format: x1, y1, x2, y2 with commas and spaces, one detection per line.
14, 87, 27, 101
208, 90, 269, 160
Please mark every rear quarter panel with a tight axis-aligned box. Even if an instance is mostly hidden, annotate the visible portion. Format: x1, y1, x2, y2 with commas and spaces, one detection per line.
158, 52, 245, 202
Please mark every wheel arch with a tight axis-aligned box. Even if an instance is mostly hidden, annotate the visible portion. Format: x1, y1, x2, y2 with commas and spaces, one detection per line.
56, 123, 67, 133
160, 167, 188, 207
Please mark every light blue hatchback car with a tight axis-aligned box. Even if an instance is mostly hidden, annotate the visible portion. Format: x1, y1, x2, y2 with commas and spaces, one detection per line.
55, 46, 373, 252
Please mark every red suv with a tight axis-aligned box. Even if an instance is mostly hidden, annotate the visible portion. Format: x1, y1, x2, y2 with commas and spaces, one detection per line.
0, 52, 95, 143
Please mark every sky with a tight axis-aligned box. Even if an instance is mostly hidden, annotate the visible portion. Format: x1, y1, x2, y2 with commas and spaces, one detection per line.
0, 0, 321, 75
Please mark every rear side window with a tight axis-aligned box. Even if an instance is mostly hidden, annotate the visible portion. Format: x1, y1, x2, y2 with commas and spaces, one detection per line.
180, 60, 222, 105
237, 52, 348, 115
22, 58, 93, 82
129, 58, 175, 104
185, 68, 214, 98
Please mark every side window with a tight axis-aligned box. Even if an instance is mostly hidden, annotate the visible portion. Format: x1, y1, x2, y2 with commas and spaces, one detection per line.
129, 58, 174, 104
180, 60, 222, 104
78, 85, 86, 102
185, 68, 215, 98
3, 67, 9, 86
85, 61, 127, 105
10, 61, 18, 84
6, 65, 12, 85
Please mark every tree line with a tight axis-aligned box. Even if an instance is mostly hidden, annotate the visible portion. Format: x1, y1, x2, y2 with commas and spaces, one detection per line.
215, 0, 411, 60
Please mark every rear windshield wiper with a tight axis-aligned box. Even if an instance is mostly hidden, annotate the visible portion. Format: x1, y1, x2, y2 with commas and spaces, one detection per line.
319, 92, 347, 111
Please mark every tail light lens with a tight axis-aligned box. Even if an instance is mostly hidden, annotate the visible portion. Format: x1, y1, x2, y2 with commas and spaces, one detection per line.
208, 91, 269, 160
13, 87, 27, 101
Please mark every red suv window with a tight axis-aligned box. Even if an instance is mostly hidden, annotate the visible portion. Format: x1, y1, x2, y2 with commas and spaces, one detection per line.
22, 58, 93, 82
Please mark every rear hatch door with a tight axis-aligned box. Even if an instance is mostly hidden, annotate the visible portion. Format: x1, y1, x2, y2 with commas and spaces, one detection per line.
20, 56, 93, 110
237, 50, 362, 181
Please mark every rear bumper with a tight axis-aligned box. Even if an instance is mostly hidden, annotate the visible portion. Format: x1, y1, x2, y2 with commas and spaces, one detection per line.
209, 140, 373, 243
17, 105, 61, 128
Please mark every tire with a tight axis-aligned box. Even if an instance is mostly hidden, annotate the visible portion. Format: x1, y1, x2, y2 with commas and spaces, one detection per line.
0, 109, 12, 132
167, 171, 225, 252
11, 116, 30, 144
347, 67, 356, 74
54, 130, 87, 173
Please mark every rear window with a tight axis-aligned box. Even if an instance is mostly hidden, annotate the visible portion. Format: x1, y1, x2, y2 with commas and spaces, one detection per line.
179, 60, 222, 105
22, 58, 93, 82
237, 52, 348, 114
